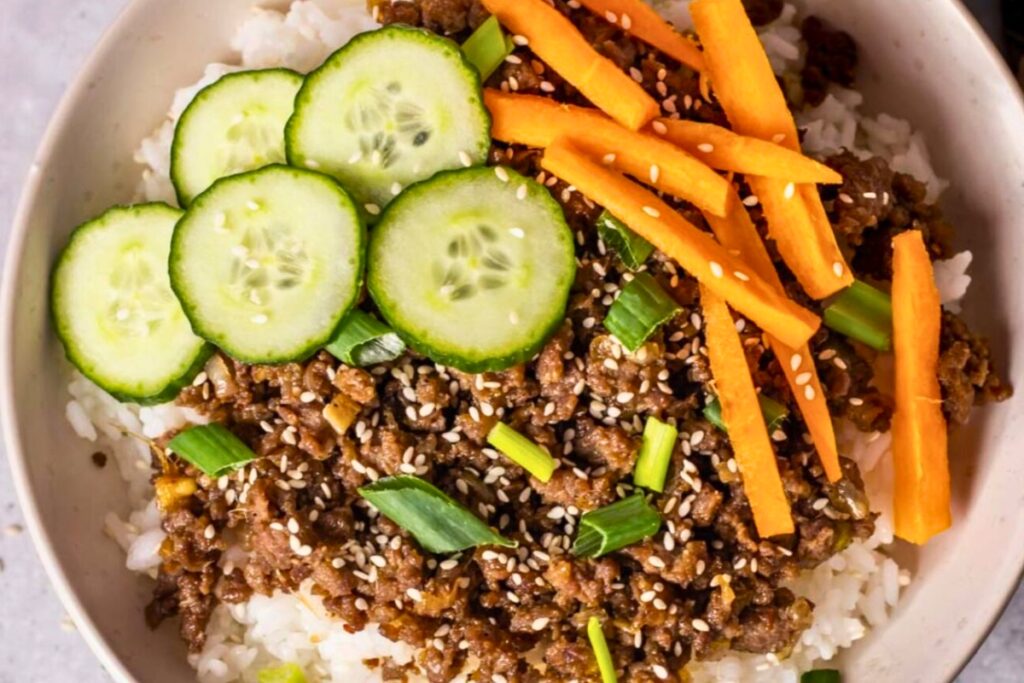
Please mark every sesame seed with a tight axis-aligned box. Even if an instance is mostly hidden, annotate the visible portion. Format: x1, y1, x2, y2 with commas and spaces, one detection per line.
839, 192, 854, 204
458, 151, 473, 167
505, 54, 522, 65
540, 81, 555, 93
364, 203, 381, 216
300, 391, 316, 403
790, 354, 802, 371
833, 261, 845, 277
203, 524, 215, 540
602, 153, 617, 165
772, 133, 787, 144
651, 120, 668, 135
531, 617, 550, 631
649, 164, 661, 183
742, 194, 760, 207
692, 618, 710, 632
640, 590, 656, 603
616, 391, 634, 403
605, 10, 618, 23
849, 397, 864, 406
495, 166, 510, 182
512, 35, 529, 46
709, 261, 724, 278
697, 143, 715, 153
406, 587, 423, 602
391, 181, 403, 196
783, 182, 796, 200
629, 67, 643, 83
648, 556, 667, 569
795, 372, 812, 386
863, 191, 878, 199
642, 206, 661, 217
734, 271, 750, 281
804, 384, 816, 400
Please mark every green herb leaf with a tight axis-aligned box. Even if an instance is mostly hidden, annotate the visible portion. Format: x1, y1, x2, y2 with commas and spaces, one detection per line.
633, 417, 678, 493
704, 394, 789, 434
800, 669, 841, 683
461, 15, 513, 81
823, 279, 892, 351
604, 272, 681, 352
258, 663, 307, 683
359, 475, 517, 554
587, 617, 619, 683
168, 423, 257, 476
597, 210, 654, 270
572, 493, 662, 558
325, 309, 406, 367
487, 422, 559, 483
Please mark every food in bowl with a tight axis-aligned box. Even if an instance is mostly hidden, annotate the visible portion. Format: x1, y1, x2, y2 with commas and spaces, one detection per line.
52, 0, 1012, 681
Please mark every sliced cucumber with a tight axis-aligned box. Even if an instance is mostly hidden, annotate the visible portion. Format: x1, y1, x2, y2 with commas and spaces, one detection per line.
368, 167, 576, 372
170, 165, 364, 364
171, 69, 303, 206
286, 25, 491, 214
51, 204, 210, 404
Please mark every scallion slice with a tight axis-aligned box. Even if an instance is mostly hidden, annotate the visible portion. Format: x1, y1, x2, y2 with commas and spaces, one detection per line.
587, 617, 619, 683
486, 422, 558, 482
823, 279, 892, 351
359, 475, 516, 554
632, 417, 678, 493
167, 423, 257, 476
597, 210, 654, 270
704, 394, 789, 434
461, 16, 513, 81
572, 493, 662, 557
258, 663, 307, 683
604, 273, 681, 352
800, 670, 841, 683
325, 309, 406, 367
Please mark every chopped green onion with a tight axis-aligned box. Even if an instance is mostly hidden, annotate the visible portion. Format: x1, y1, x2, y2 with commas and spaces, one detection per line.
486, 422, 558, 482
604, 272, 681, 352
800, 669, 841, 683
597, 210, 654, 270
587, 617, 619, 683
258, 663, 307, 683
572, 493, 662, 557
632, 417, 678, 493
703, 394, 789, 434
359, 475, 516, 554
823, 279, 892, 351
167, 423, 257, 476
461, 16, 513, 81
325, 309, 406, 367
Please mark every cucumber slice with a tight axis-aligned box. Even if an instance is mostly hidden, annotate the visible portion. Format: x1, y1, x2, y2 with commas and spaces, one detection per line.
170, 165, 364, 364
51, 204, 210, 404
368, 167, 576, 372
171, 69, 303, 206
286, 25, 491, 215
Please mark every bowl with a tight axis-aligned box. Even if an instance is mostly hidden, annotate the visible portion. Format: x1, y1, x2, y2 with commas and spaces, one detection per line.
3, 0, 1023, 681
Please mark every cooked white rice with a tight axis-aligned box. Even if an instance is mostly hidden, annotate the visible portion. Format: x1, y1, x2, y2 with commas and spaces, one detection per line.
60, 1, 974, 680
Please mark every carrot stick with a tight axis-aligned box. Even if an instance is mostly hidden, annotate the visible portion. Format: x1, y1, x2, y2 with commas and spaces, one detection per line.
701, 283, 795, 538
690, 0, 852, 299
703, 191, 842, 482
485, 90, 730, 216
572, 0, 705, 72
541, 138, 819, 349
891, 230, 951, 545
656, 118, 843, 185
481, 0, 659, 130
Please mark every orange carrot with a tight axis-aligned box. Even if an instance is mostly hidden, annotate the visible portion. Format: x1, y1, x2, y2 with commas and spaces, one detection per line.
703, 191, 842, 482
701, 283, 795, 538
656, 118, 843, 185
481, 0, 659, 130
485, 90, 730, 216
891, 230, 951, 545
573, 0, 705, 72
541, 138, 820, 349
690, 0, 852, 299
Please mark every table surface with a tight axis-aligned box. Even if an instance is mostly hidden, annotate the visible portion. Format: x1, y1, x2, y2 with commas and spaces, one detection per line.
0, 0, 1019, 681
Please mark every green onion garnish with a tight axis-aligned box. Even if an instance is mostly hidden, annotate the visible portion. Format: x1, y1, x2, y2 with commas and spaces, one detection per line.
587, 617, 619, 683
604, 272, 681, 352
325, 309, 406, 367
823, 279, 892, 351
486, 422, 559, 483
258, 663, 307, 683
800, 669, 841, 683
703, 394, 789, 434
167, 423, 258, 476
572, 493, 662, 558
461, 16, 513, 81
597, 210, 655, 270
359, 475, 516, 554
632, 417, 678, 493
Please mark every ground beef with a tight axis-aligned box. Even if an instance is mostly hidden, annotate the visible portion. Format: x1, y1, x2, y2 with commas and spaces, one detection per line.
939, 312, 1013, 424
800, 16, 858, 106
741, 0, 784, 26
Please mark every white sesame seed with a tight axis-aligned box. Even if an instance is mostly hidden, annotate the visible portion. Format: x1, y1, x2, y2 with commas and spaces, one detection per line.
839, 192, 854, 204
300, 391, 316, 403
364, 203, 381, 216
406, 587, 423, 602
505, 54, 522, 65
621, 12, 633, 29
849, 397, 864, 406
203, 524, 215, 540
692, 618, 710, 632
742, 194, 760, 207
804, 384, 816, 401
734, 271, 750, 282
605, 10, 618, 23
642, 206, 661, 218
495, 166, 510, 182
709, 261, 724, 278
640, 590, 656, 603
790, 354, 802, 372
833, 261, 845, 277
602, 153, 617, 165
795, 372, 813, 386
458, 151, 473, 167
531, 617, 550, 631
246, 200, 261, 211
629, 67, 643, 83
648, 556, 666, 569
651, 120, 668, 135
697, 143, 715, 153
616, 391, 634, 403
649, 164, 661, 183
863, 191, 878, 199
540, 81, 556, 93
512, 35, 529, 46
783, 182, 796, 200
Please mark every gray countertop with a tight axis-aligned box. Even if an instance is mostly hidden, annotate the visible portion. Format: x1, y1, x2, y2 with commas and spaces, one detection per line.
0, 0, 1018, 681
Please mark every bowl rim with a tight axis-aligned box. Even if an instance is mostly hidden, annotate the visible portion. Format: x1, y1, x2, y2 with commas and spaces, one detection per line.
3, 1, 1023, 682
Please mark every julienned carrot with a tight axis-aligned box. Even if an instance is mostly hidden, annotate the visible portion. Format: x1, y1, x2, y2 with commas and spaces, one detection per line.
703, 192, 842, 482
700, 283, 795, 538
481, 0, 659, 130
689, 0, 852, 299
541, 138, 820, 350
485, 90, 730, 216
656, 118, 843, 185
573, 0, 705, 72
891, 230, 951, 545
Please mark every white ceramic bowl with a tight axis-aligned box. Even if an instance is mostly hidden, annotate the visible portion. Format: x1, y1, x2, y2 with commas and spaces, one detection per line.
4, 1, 1023, 681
